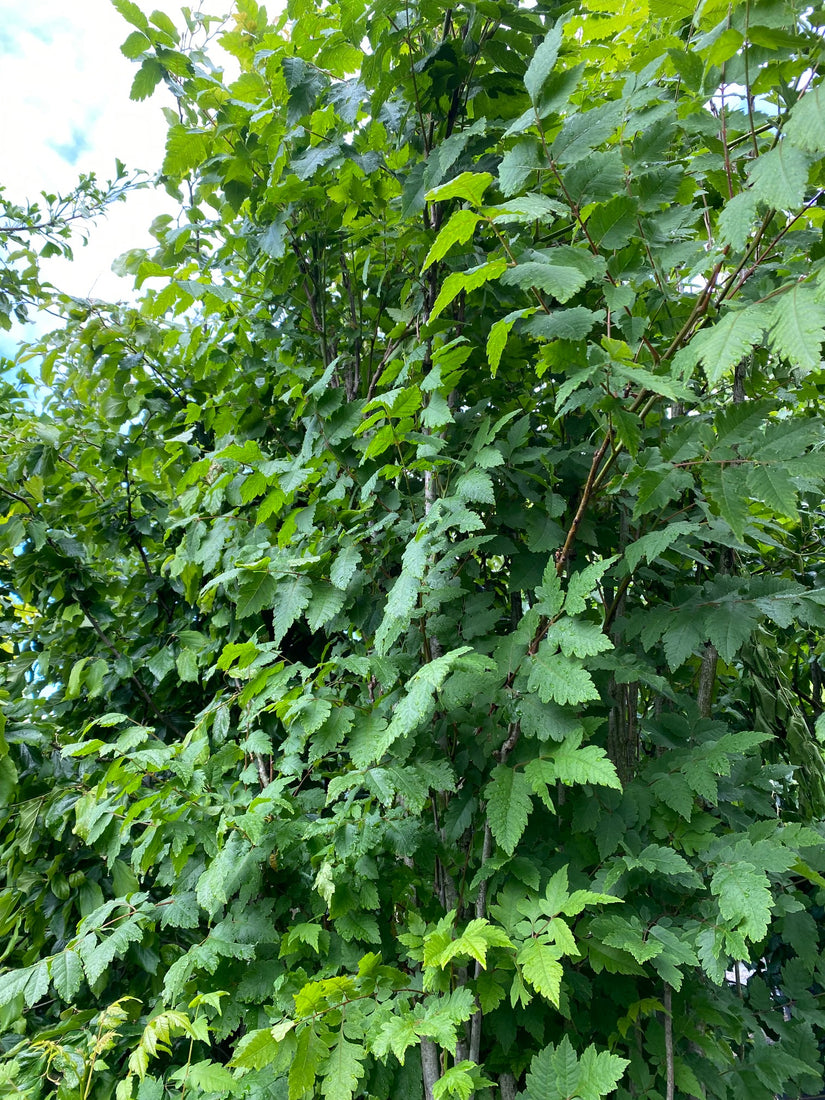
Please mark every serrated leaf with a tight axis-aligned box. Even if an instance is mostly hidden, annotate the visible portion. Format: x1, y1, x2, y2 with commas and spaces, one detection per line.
422, 209, 481, 270
703, 598, 761, 662
545, 618, 613, 658
176, 647, 199, 683
121, 29, 151, 58
289, 1024, 327, 1100
550, 733, 622, 789
748, 142, 812, 209
768, 284, 825, 374
500, 262, 588, 304
678, 306, 765, 386
456, 468, 495, 504
577, 1044, 631, 1100
628, 844, 696, 878
487, 309, 531, 375
490, 193, 567, 222
632, 465, 693, 519
374, 535, 430, 655
498, 138, 542, 196
565, 557, 617, 614
113, 0, 149, 29
485, 764, 533, 854
711, 862, 773, 941
130, 58, 164, 100
306, 582, 346, 631
321, 1030, 364, 1100
236, 572, 277, 618
524, 1036, 580, 1100
0, 960, 49, 1010
272, 575, 312, 645
331, 544, 361, 589
785, 84, 825, 153
659, 612, 705, 668
718, 190, 759, 250
524, 24, 563, 104
429, 261, 507, 322
525, 306, 602, 341
229, 1028, 281, 1070
527, 645, 600, 706
365, 647, 472, 763
185, 1061, 236, 1093
587, 195, 637, 249
425, 171, 494, 207
49, 950, 84, 1001
702, 464, 750, 540
625, 522, 699, 571
518, 939, 563, 1004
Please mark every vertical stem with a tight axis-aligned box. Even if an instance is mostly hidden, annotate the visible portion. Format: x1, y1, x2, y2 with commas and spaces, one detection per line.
697, 643, 718, 719
468, 824, 493, 1068
421, 1038, 442, 1100
499, 1072, 518, 1100
663, 983, 674, 1100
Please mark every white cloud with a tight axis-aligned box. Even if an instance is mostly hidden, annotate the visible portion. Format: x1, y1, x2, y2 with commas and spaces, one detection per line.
0, 0, 241, 355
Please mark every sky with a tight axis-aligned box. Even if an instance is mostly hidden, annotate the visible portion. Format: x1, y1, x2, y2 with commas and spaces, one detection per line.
0, 0, 228, 357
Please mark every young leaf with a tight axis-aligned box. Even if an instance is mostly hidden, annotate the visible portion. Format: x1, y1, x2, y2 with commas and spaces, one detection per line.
422, 209, 482, 271
429, 261, 507, 322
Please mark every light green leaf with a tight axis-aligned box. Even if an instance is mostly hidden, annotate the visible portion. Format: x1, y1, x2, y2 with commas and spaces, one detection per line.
331, 544, 361, 589
429, 261, 507, 322
518, 939, 563, 1004
564, 556, 617, 615
289, 1024, 327, 1100
524, 1035, 580, 1100
485, 764, 533, 855
487, 309, 531, 375
229, 1028, 281, 1070
676, 306, 765, 385
422, 209, 481, 271
717, 190, 759, 250
550, 732, 622, 789
176, 647, 199, 683
527, 645, 600, 706
710, 862, 774, 941
66, 657, 88, 699
785, 84, 825, 153
365, 647, 472, 764
545, 618, 613, 658
748, 142, 811, 209
576, 1044, 631, 1100
425, 171, 494, 207
321, 1030, 364, 1100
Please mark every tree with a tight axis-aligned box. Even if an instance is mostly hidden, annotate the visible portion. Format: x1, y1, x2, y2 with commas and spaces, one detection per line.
0, 166, 137, 331
3, 0, 825, 1097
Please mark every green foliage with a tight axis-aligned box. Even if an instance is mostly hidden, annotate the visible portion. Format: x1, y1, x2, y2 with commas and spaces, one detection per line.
3, 1, 825, 1098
